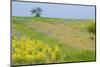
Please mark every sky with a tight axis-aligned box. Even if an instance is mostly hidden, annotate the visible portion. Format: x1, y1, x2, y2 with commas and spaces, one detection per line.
12, 1, 95, 19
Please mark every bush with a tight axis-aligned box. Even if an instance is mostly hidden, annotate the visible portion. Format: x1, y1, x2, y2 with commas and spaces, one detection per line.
12, 35, 64, 65
87, 22, 96, 34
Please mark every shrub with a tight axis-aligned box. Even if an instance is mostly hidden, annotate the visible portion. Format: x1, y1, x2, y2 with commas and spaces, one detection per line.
12, 35, 63, 64
87, 22, 96, 34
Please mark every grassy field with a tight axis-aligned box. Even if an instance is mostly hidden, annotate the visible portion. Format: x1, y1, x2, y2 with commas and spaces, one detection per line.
12, 16, 96, 65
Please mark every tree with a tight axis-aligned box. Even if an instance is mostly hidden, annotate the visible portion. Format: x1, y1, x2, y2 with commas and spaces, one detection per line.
31, 7, 43, 17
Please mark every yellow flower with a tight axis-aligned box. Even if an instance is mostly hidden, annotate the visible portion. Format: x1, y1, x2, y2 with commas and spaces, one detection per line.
12, 35, 63, 64
35, 52, 45, 60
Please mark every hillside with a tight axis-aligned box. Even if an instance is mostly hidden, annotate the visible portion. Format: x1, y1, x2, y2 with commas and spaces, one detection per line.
12, 16, 96, 65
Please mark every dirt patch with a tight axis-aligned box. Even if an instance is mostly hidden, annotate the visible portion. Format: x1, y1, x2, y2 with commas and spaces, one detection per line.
28, 22, 95, 50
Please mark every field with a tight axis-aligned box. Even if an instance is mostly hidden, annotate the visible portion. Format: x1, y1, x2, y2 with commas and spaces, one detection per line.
12, 16, 96, 65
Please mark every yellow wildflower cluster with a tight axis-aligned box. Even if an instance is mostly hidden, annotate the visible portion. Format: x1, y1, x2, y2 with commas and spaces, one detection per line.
12, 35, 63, 65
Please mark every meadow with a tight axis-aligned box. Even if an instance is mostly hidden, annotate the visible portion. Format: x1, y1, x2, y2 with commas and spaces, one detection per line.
12, 16, 96, 65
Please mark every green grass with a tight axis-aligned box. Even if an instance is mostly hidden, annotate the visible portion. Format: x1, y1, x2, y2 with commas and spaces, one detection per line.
12, 16, 96, 65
